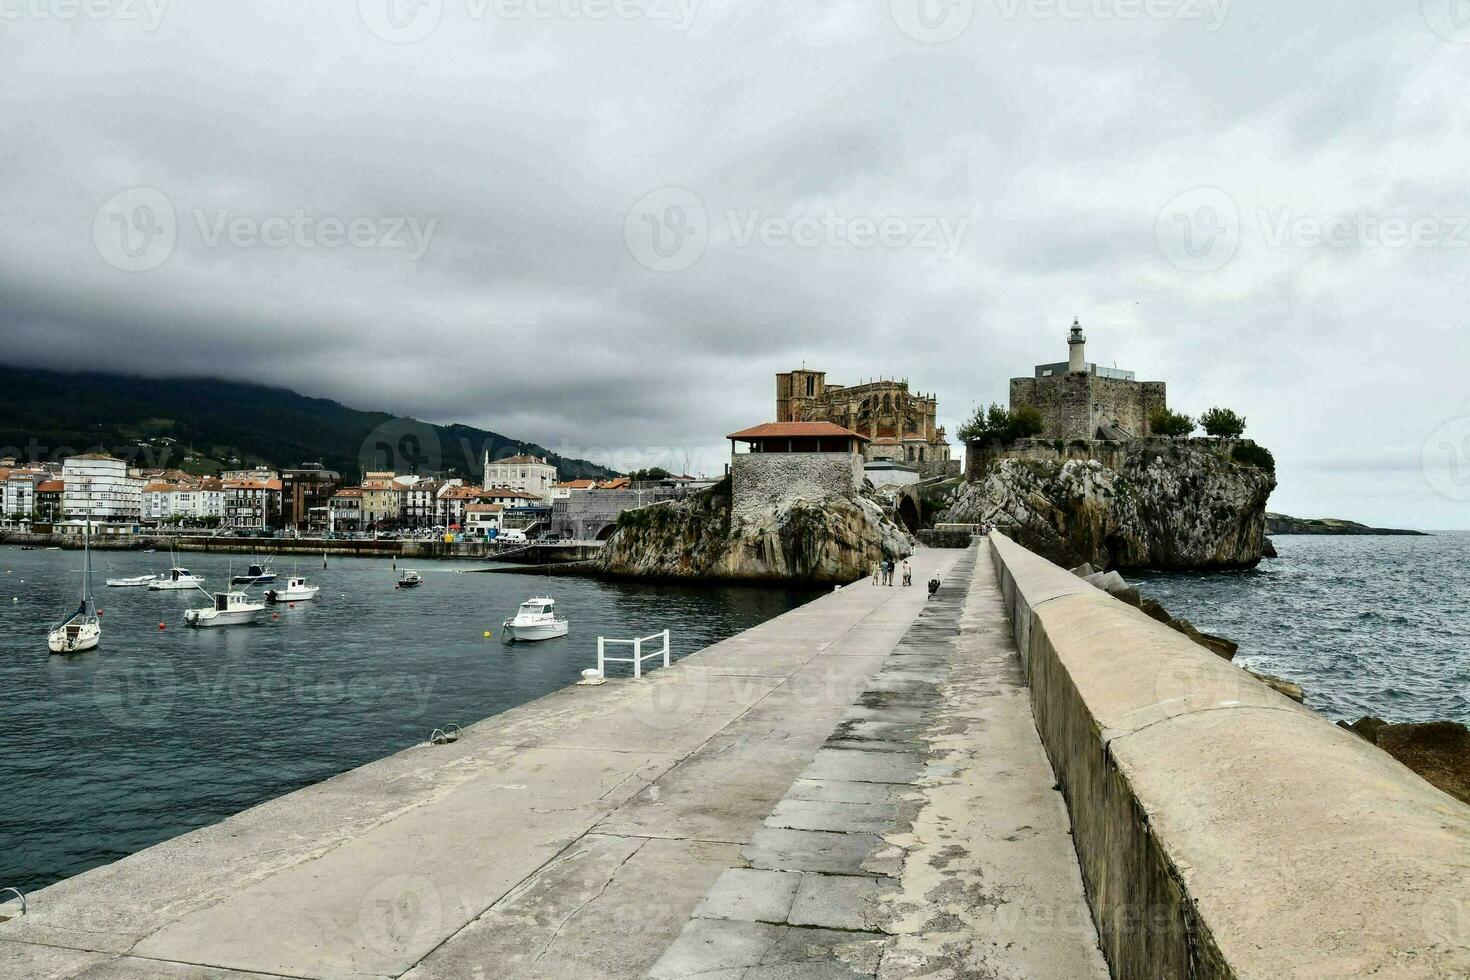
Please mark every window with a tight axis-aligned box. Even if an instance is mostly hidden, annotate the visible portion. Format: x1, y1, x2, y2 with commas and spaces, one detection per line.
805, 375, 815, 397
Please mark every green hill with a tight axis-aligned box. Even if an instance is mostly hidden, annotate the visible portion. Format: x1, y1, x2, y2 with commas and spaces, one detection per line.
0, 366, 617, 482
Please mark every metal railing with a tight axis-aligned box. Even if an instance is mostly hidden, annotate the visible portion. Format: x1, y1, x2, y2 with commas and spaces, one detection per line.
597, 630, 671, 679
0, 887, 25, 919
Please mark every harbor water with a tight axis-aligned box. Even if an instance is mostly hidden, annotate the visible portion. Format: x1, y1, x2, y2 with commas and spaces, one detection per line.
1137, 532, 1470, 727
0, 548, 823, 892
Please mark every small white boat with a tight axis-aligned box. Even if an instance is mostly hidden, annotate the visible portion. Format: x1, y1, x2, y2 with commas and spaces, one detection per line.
149, 567, 204, 591
265, 576, 320, 603
232, 562, 277, 585
502, 597, 568, 642
397, 569, 423, 589
107, 574, 156, 588
49, 520, 100, 654
184, 591, 266, 628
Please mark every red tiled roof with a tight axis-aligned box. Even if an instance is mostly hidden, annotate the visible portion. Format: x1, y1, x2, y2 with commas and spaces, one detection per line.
727, 422, 869, 442
488, 455, 550, 466
466, 503, 503, 513
333, 487, 363, 498
37, 480, 63, 492
556, 479, 596, 489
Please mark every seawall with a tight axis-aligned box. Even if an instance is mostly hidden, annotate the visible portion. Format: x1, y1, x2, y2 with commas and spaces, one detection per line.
987, 531, 1470, 978
0, 531, 599, 563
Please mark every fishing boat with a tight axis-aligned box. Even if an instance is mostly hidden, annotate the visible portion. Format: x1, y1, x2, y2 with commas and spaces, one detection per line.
183, 590, 266, 628
397, 569, 423, 589
502, 597, 568, 642
265, 576, 320, 603
106, 573, 156, 588
149, 566, 204, 590
48, 521, 100, 654
231, 562, 277, 586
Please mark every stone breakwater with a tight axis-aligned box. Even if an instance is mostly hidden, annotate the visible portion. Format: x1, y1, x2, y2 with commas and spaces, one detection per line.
990, 532, 1470, 979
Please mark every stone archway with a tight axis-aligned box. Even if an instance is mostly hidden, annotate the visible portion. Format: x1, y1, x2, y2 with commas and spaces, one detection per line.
595, 523, 619, 541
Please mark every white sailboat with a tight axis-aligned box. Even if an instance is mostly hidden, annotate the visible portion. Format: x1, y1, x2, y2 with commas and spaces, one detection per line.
48, 520, 100, 654
502, 597, 569, 642
107, 572, 156, 588
183, 590, 266, 627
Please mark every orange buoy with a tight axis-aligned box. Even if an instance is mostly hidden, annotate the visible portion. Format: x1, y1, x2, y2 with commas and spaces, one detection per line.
158, 622, 166, 630
271, 612, 279, 620
288, 602, 295, 609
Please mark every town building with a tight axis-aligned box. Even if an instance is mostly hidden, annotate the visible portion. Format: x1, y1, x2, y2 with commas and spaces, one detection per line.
3, 468, 45, 522
328, 487, 362, 532
436, 483, 483, 528
61, 454, 142, 523
483, 453, 557, 503
281, 464, 341, 530
1008, 318, 1167, 441
223, 479, 282, 529
775, 369, 950, 471
399, 476, 440, 528
359, 472, 401, 529
727, 421, 867, 522
464, 503, 503, 536
221, 466, 279, 483
33, 480, 63, 523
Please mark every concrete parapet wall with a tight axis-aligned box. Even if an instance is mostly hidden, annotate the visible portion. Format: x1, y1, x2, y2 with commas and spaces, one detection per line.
987, 531, 1470, 979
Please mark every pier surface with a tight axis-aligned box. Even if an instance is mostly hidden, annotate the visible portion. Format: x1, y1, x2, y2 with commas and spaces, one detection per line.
0, 544, 1108, 979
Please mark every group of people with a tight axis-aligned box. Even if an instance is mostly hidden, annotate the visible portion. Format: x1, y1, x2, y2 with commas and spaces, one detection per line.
872, 558, 912, 587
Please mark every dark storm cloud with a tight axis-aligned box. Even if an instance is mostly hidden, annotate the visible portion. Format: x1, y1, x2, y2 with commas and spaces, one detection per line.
1, 0, 1468, 525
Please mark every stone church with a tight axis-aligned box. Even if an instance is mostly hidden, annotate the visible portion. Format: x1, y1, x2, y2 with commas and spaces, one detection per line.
775, 369, 951, 469
1008, 318, 1167, 441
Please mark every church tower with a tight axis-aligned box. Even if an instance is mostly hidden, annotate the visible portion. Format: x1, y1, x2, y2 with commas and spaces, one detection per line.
1067, 317, 1087, 374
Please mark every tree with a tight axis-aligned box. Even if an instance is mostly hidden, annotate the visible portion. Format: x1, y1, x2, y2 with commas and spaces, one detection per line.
959, 403, 1045, 445
1199, 407, 1246, 438
1149, 408, 1197, 438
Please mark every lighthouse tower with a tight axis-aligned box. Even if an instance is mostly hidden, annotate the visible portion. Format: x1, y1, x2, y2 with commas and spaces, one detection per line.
1067, 317, 1087, 374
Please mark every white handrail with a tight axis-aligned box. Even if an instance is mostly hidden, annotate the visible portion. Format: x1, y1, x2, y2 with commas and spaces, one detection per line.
596, 629, 671, 679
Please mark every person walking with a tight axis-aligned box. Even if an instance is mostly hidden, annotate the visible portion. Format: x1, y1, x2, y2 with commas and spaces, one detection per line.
901, 559, 912, 587
872, 562, 881, 585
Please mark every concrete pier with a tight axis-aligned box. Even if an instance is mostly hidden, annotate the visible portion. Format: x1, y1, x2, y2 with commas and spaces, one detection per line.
8, 547, 1093, 979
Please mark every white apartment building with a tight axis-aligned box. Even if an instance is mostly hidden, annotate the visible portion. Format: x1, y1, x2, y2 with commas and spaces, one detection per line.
61, 454, 142, 523
3, 469, 45, 521
483, 453, 557, 503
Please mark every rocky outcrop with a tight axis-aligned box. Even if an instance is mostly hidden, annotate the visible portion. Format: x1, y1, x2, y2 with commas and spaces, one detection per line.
942, 442, 1275, 571
1340, 718, 1470, 805
597, 478, 914, 583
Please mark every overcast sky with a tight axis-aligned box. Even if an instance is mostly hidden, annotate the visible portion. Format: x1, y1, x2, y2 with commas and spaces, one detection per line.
2, 0, 1468, 527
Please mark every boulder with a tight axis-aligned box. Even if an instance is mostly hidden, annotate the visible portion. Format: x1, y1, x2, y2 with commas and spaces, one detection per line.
1339, 718, 1470, 805
1138, 597, 1173, 625
1084, 570, 1131, 597
1069, 562, 1096, 578
1248, 671, 1304, 702
1261, 536, 1278, 558
1168, 617, 1239, 662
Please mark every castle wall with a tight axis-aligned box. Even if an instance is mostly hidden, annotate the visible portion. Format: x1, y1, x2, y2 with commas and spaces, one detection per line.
1010, 375, 1167, 441
731, 452, 863, 522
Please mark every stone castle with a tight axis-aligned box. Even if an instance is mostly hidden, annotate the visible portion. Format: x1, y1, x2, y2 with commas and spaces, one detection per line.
1008, 318, 1166, 441
775, 369, 951, 468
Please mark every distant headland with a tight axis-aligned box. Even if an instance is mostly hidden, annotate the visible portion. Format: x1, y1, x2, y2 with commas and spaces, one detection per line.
1266, 513, 1427, 536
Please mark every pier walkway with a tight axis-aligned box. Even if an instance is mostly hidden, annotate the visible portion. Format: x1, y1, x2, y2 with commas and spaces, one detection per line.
1, 543, 1105, 979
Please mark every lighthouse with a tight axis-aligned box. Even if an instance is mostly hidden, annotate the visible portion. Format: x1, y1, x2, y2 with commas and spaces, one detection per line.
1067, 317, 1087, 374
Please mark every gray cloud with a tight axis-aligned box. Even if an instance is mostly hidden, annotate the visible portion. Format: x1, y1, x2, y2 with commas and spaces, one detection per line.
1, 0, 1468, 527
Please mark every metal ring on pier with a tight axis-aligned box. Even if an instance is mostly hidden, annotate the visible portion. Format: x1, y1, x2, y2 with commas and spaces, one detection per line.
428, 726, 462, 745
0, 887, 26, 917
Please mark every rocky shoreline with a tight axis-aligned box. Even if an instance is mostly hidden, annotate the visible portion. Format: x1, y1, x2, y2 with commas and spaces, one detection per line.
1265, 513, 1427, 536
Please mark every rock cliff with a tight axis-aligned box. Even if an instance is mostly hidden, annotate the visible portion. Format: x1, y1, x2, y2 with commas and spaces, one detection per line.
598, 478, 914, 583
942, 441, 1275, 571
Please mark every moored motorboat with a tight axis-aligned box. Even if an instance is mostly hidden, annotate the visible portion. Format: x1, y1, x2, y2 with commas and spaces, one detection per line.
149, 567, 204, 590
397, 569, 423, 589
502, 597, 568, 642
184, 591, 266, 627
265, 576, 320, 603
231, 562, 277, 585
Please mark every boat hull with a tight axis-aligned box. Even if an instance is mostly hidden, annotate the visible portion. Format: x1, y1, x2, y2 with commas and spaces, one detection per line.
149, 580, 202, 591
184, 606, 264, 628
48, 624, 100, 654
107, 577, 155, 588
232, 575, 277, 585
507, 621, 569, 642
266, 586, 319, 603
